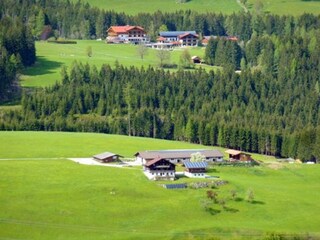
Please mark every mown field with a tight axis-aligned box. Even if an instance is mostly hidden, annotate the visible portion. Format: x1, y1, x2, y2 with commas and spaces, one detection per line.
0, 131, 320, 239
21, 41, 213, 87
72, 0, 320, 15
70, 0, 241, 15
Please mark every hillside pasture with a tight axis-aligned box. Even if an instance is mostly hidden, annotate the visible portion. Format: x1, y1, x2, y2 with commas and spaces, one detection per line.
71, 0, 320, 15
248, 0, 320, 16
21, 41, 212, 87
0, 131, 319, 239
70, 0, 241, 15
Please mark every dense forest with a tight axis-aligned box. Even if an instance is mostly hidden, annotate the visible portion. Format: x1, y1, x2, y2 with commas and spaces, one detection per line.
1, 0, 320, 41
1, 0, 320, 161
0, 17, 36, 101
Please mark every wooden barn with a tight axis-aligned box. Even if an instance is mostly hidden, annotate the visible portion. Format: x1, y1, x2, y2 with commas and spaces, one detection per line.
143, 157, 176, 181
93, 152, 123, 163
184, 161, 208, 178
225, 149, 252, 162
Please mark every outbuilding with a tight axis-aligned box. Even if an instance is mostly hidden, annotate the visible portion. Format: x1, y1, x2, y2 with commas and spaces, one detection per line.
93, 152, 123, 163
184, 161, 208, 178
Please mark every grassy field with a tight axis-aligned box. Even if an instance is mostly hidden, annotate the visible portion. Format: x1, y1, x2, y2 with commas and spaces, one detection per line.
71, 0, 241, 15
0, 131, 276, 162
72, 0, 320, 15
247, 0, 320, 16
0, 131, 320, 239
21, 41, 213, 87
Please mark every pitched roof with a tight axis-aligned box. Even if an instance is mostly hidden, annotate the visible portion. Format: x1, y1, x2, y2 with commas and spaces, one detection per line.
108, 26, 144, 34
184, 161, 208, 169
145, 157, 174, 167
178, 32, 198, 39
135, 149, 223, 159
225, 149, 242, 155
93, 152, 122, 160
159, 31, 196, 37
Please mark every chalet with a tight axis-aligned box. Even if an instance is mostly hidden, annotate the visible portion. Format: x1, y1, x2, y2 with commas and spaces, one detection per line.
225, 149, 252, 162
184, 161, 208, 178
158, 31, 199, 46
135, 149, 223, 165
93, 152, 123, 163
202, 35, 239, 46
106, 25, 149, 44
143, 157, 176, 181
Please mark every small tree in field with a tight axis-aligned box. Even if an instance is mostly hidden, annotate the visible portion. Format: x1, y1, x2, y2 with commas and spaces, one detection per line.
190, 152, 206, 162
179, 48, 192, 69
136, 43, 148, 60
207, 190, 218, 203
246, 188, 255, 203
86, 46, 92, 57
156, 49, 171, 67
230, 189, 237, 200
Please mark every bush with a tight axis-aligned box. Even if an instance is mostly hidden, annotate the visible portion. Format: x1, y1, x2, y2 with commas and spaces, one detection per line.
47, 39, 77, 44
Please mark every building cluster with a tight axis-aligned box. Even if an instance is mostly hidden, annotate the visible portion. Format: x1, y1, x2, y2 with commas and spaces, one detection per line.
93, 149, 252, 181
106, 25, 238, 48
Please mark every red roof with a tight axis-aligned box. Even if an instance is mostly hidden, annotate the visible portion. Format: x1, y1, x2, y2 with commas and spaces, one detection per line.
157, 36, 166, 41
108, 25, 145, 34
178, 33, 199, 39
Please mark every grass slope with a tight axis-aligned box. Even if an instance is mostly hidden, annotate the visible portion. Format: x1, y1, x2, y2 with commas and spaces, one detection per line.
1, 160, 320, 239
21, 41, 213, 87
73, 0, 241, 15
0, 131, 220, 159
248, 0, 320, 16
73, 0, 320, 15
0, 131, 319, 239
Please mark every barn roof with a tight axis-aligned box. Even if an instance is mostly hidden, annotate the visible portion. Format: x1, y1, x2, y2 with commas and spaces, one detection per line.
225, 149, 251, 156
178, 32, 198, 39
108, 26, 145, 34
225, 149, 242, 155
184, 161, 208, 169
93, 152, 122, 160
145, 157, 174, 167
159, 31, 196, 37
135, 149, 223, 159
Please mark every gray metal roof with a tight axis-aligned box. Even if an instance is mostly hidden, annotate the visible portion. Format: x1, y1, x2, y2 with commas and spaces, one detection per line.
135, 149, 223, 159
159, 31, 196, 37
184, 161, 208, 169
93, 152, 122, 160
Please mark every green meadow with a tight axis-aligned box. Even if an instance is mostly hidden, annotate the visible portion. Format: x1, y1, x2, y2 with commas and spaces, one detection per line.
71, 0, 241, 15
73, 0, 320, 15
1, 131, 320, 239
247, 0, 320, 16
21, 41, 212, 87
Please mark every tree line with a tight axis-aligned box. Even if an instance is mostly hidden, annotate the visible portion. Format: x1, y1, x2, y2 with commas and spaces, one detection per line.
0, 16, 36, 101
1, 59, 319, 161
1, 0, 320, 41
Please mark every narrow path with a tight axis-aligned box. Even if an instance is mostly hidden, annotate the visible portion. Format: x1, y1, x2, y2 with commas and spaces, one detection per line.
236, 0, 248, 13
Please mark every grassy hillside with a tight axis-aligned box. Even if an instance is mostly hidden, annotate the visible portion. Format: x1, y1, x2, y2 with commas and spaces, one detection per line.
73, 0, 241, 15
0, 131, 276, 162
248, 0, 320, 16
73, 0, 320, 15
21, 41, 213, 87
0, 131, 319, 239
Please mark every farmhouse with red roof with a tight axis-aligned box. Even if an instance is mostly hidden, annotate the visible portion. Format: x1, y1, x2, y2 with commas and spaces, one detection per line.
106, 25, 149, 44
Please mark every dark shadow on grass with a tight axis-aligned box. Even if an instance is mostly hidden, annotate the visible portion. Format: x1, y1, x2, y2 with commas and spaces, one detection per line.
235, 197, 243, 202
207, 168, 220, 174
223, 206, 239, 213
22, 56, 63, 76
251, 200, 265, 205
208, 208, 221, 215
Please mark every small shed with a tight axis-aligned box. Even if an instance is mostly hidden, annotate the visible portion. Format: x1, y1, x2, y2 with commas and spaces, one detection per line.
191, 56, 202, 64
184, 161, 208, 178
225, 149, 252, 162
93, 152, 123, 163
